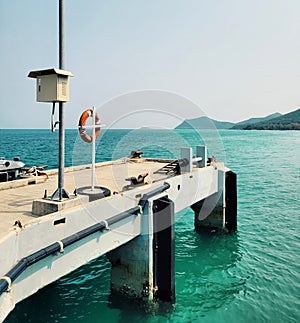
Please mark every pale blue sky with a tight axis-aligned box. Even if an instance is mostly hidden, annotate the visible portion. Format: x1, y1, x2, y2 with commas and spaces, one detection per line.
1, 0, 299, 129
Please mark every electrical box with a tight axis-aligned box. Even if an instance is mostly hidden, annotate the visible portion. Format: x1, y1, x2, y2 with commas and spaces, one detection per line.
28, 68, 73, 103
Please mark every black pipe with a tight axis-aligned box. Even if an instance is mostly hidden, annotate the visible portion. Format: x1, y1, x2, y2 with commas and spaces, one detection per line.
62, 223, 106, 248
0, 183, 170, 295
61, 206, 140, 248
139, 182, 170, 209
107, 206, 141, 226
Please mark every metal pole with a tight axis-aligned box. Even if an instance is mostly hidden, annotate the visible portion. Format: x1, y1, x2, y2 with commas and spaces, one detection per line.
52, 0, 69, 200
59, 0, 65, 70
91, 108, 96, 191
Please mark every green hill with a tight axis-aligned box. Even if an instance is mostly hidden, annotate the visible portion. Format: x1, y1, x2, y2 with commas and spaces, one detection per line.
231, 112, 282, 129
243, 108, 300, 130
175, 116, 235, 129
174, 109, 299, 130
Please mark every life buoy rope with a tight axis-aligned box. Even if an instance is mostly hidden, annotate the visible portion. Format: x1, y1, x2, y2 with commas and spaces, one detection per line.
78, 109, 101, 143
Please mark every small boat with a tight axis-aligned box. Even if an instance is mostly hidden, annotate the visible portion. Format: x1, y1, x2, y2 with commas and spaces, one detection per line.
0, 157, 25, 182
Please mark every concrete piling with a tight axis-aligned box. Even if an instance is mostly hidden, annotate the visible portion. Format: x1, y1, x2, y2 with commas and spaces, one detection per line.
192, 169, 237, 232
107, 196, 175, 302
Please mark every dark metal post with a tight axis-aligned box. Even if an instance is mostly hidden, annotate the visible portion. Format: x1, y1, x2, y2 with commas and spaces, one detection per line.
52, 0, 69, 200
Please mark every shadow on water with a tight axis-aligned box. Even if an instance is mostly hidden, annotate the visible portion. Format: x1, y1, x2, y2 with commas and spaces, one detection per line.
5, 256, 113, 322
108, 291, 175, 322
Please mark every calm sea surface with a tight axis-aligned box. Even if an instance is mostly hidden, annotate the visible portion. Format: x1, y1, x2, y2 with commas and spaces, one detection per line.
1, 129, 299, 323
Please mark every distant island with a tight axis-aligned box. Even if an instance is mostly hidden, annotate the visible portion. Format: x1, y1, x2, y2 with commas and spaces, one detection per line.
175, 108, 300, 130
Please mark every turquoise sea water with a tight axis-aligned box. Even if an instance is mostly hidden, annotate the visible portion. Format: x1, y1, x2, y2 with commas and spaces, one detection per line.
1, 129, 299, 323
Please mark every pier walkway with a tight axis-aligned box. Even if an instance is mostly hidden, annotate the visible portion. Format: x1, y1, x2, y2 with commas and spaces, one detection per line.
0, 158, 169, 239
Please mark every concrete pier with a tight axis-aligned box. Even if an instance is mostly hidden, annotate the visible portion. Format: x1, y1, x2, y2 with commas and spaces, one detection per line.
192, 169, 237, 232
0, 147, 237, 321
108, 195, 175, 302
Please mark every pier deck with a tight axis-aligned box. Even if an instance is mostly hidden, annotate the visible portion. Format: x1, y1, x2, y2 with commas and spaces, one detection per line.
0, 159, 170, 239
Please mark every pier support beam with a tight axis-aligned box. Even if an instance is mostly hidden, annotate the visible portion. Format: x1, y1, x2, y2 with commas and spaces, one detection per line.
192, 170, 237, 232
153, 196, 175, 301
107, 196, 175, 302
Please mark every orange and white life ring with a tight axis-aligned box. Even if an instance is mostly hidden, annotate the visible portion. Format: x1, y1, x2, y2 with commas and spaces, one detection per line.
78, 109, 101, 143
